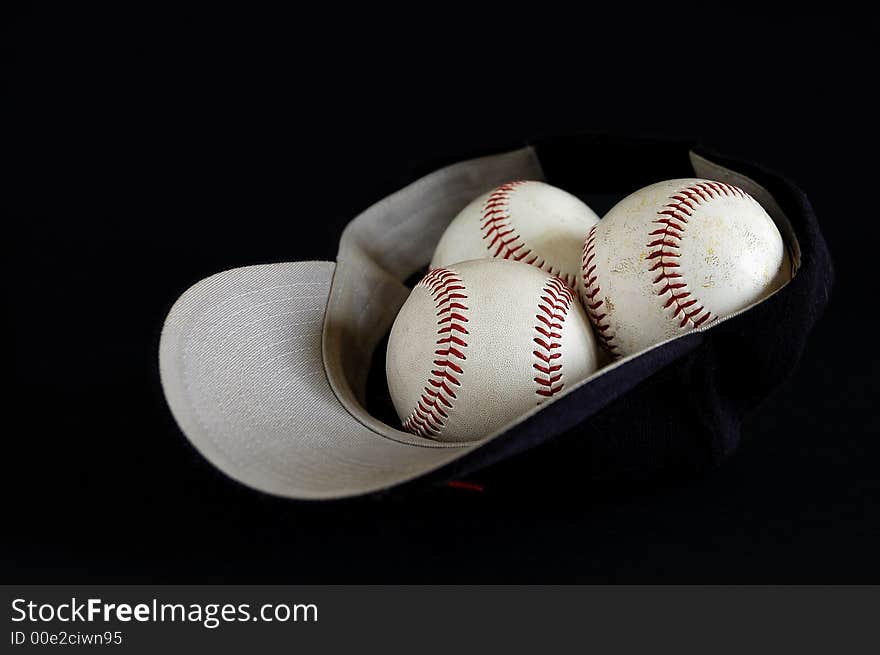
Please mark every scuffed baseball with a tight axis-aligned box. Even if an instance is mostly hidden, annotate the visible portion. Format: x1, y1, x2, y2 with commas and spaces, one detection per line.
387, 259, 599, 442
579, 179, 791, 357
431, 180, 600, 289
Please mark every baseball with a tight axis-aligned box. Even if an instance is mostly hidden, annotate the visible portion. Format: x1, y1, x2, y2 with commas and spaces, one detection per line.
431, 180, 600, 289
579, 179, 791, 357
387, 259, 600, 442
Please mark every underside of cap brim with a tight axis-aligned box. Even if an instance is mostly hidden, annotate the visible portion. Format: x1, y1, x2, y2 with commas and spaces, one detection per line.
158, 261, 474, 500
158, 147, 546, 500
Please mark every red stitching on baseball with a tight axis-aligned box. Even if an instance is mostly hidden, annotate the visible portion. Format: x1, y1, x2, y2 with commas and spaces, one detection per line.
581, 225, 619, 354
648, 181, 747, 329
481, 181, 577, 289
402, 268, 469, 439
532, 277, 573, 402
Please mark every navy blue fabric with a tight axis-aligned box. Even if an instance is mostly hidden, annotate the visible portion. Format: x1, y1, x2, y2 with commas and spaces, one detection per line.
375, 135, 833, 498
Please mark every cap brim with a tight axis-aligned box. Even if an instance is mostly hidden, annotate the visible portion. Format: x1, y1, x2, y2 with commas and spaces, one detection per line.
160, 146, 547, 499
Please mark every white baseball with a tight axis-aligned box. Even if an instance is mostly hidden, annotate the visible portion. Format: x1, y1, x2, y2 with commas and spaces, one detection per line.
579, 178, 791, 357
431, 180, 600, 289
387, 259, 599, 442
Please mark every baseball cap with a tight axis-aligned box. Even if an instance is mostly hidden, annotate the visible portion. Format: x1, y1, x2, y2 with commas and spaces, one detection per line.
159, 138, 826, 500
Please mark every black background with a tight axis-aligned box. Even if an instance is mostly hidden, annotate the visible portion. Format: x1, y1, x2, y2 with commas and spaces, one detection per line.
6, 9, 878, 582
